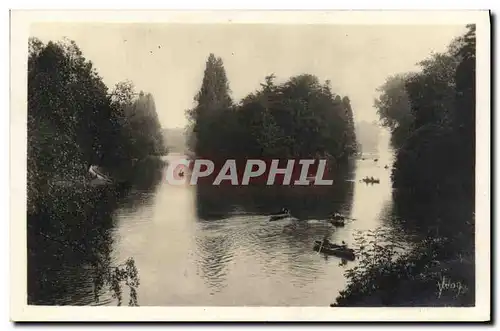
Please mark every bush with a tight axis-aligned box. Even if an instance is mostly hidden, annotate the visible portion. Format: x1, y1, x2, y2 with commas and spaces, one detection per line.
334, 227, 474, 307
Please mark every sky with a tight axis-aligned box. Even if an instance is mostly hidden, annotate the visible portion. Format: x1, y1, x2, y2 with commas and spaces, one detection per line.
31, 23, 467, 129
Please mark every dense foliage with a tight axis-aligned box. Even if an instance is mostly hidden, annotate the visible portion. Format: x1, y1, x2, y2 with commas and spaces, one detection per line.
334, 227, 474, 307
374, 74, 413, 148
27, 38, 166, 212
373, 25, 475, 232
27, 37, 167, 306
187, 54, 357, 165
336, 25, 476, 306
393, 25, 475, 228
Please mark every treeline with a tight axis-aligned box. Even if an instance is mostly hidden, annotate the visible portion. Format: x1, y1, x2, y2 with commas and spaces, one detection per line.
27, 38, 167, 212
187, 54, 357, 166
375, 25, 475, 235
28, 37, 167, 305
335, 25, 476, 307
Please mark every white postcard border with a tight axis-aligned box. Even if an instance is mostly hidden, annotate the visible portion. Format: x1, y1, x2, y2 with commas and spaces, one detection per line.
10, 10, 491, 322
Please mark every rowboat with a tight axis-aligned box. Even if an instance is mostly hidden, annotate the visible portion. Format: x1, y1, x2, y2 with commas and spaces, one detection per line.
88, 165, 113, 184
329, 213, 348, 226
361, 177, 380, 184
330, 219, 346, 227
313, 240, 356, 260
269, 213, 291, 222
269, 208, 292, 222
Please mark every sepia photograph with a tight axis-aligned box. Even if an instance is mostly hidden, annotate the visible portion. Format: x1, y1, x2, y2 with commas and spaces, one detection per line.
10, 10, 490, 321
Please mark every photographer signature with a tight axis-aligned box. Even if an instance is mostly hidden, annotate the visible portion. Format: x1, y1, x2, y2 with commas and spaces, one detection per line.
437, 275, 468, 299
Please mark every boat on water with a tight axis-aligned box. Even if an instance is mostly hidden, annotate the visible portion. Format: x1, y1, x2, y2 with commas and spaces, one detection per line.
329, 213, 346, 226
361, 176, 380, 184
269, 214, 290, 222
330, 219, 346, 227
88, 165, 113, 184
313, 240, 355, 260
331, 213, 345, 221
269, 208, 291, 222
329, 212, 356, 226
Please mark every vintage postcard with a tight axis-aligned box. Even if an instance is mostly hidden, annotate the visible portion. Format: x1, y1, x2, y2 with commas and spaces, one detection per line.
10, 10, 490, 322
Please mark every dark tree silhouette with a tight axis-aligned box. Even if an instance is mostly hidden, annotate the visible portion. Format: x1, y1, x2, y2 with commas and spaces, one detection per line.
187, 54, 358, 167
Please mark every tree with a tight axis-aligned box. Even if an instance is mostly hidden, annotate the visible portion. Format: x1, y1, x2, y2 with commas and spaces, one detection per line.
387, 25, 475, 238
27, 37, 166, 307
453, 24, 476, 201
189, 53, 232, 121
28, 38, 110, 183
337, 26, 476, 307
405, 52, 460, 130
27, 38, 167, 211
187, 54, 234, 157
342, 96, 358, 157
374, 74, 414, 148
106, 82, 167, 167
187, 68, 358, 169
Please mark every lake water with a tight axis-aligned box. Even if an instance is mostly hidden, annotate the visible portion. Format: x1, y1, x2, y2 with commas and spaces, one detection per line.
28, 138, 405, 306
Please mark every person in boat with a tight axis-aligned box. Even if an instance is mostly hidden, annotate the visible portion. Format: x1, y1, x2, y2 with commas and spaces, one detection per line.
334, 214, 343, 221
341, 240, 347, 248
272, 208, 287, 216
322, 235, 331, 246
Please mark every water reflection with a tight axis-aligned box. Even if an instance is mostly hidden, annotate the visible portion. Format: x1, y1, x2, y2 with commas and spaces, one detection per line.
27, 187, 118, 305
27, 157, 165, 306
194, 161, 355, 221
29, 151, 421, 306
195, 220, 234, 293
187, 163, 357, 302
392, 189, 474, 240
